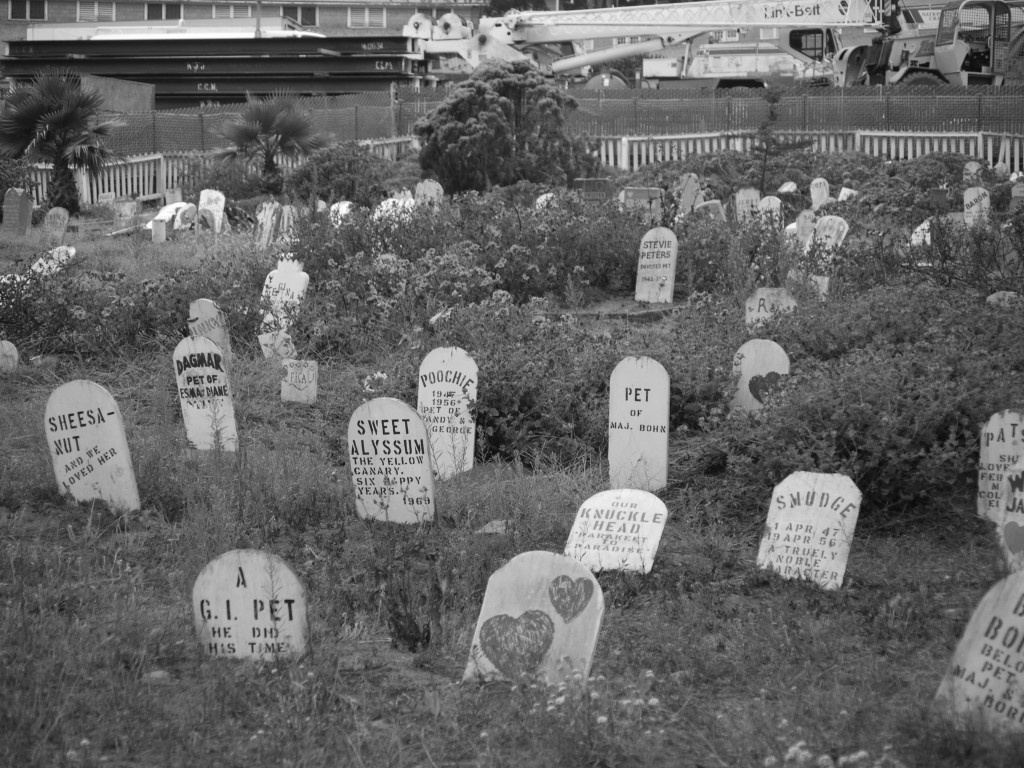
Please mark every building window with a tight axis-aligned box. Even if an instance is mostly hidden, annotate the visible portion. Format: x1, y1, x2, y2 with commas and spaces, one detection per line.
282, 5, 316, 26
348, 7, 385, 28
77, 1, 115, 21
10, 0, 46, 20
213, 3, 251, 18
146, 2, 180, 19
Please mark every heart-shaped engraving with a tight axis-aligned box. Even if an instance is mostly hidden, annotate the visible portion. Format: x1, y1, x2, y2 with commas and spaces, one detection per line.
478, 610, 554, 679
548, 575, 594, 623
1003, 521, 1024, 555
749, 371, 784, 404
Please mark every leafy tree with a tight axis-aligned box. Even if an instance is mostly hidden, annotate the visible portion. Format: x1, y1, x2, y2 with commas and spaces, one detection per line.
0, 68, 122, 215
414, 60, 599, 193
214, 92, 325, 195
286, 141, 394, 207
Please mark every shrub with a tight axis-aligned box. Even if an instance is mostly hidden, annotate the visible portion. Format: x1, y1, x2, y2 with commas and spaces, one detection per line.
178, 155, 265, 202
285, 142, 395, 208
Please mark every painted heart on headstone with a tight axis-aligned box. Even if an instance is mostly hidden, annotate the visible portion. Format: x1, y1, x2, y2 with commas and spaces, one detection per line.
479, 610, 554, 678
1003, 521, 1024, 554
548, 575, 594, 623
749, 371, 784, 404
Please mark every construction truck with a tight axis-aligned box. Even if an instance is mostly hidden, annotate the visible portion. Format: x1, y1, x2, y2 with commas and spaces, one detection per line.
833, 0, 1024, 85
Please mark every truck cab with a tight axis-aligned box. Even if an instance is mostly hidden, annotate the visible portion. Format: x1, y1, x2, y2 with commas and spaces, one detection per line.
931, 0, 1024, 84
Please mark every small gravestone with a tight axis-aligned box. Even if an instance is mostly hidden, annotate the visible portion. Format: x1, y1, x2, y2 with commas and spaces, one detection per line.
188, 299, 233, 369
43, 207, 69, 245
978, 411, 1024, 523
734, 187, 761, 224
374, 194, 415, 223
96, 191, 116, 207
608, 356, 669, 492
174, 203, 197, 230
348, 398, 435, 523
564, 489, 668, 574
172, 336, 237, 452
281, 359, 318, 404
929, 187, 949, 209
278, 204, 296, 243
672, 173, 702, 217
795, 209, 816, 246
757, 471, 861, 590
113, 199, 139, 230
620, 187, 663, 225
261, 259, 309, 332
912, 219, 932, 247
693, 199, 725, 221
996, 462, 1024, 571
1011, 183, 1024, 214
810, 178, 830, 210
0, 340, 18, 372
573, 177, 614, 203
193, 549, 308, 660
745, 287, 797, 328
758, 196, 782, 222
935, 570, 1024, 731
963, 160, 983, 182
31, 246, 75, 276
330, 201, 354, 226
151, 219, 167, 243
837, 187, 858, 202
417, 347, 477, 480
2, 188, 33, 238
987, 291, 1023, 308
165, 187, 183, 204
807, 215, 850, 259
464, 551, 604, 684
415, 179, 444, 205
198, 189, 226, 233
255, 201, 281, 248
258, 329, 297, 361
634, 227, 678, 304
45, 380, 140, 512
197, 208, 217, 233
964, 187, 991, 227
778, 181, 798, 194
731, 339, 790, 412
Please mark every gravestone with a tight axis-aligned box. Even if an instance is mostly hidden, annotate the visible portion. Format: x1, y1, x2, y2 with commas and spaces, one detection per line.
964, 187, 991, 227
258, 329, 297, 361
330, 201, 354, 226
281, 359, 318, 404
373, 194, 415, 224
756, 471, 861, 590
113, 199, 138, 230
151, 219, 167, 243
261, 259, 309, 332
255, 201, 281, 248
963, 160, 983, 182
2, 188, 33, 238
464, 551, 604, 684
31, 246, 75, 276
731, 339, 790, 412
96, 191, 116, 206
929, 187, 949, 209
44, 380, 140, 512
734, 187, 761, 224
197, 208, 218, 233
634, 227, 678, 304
745, 287, 797, 329
172, 336, 237, 452
417, 347, 477, 480
810, 178, 830, 210
935, 570, 1024, 732
198, 189, 227, 233
0, 340, 18, 372
278, 204, 296, 243
987, 291, 1023, 308
620, 187, 663, 225
164, 187, 183, 204
795, 209, 816, 246
693, 199, 726, 220
174, 203, 197, 230
996, 462, 1024, 572
673, 173, 702, 217
837, 187, 858, 202
979, 411, 1024, 523
807, 215, 850, 259
1011, 182, 1024, 214
911, 219, 932, 247
188, 298, 233, 369
315, 199, 328, 213
573, 177, 615, 203
193, 549, 308, 660
415, 179, 444, 205
348, 398, 435, 523
43, 207, 69, 245
564, 489, 668, 574
758, 196, 782, 223
608, 356, 669, 492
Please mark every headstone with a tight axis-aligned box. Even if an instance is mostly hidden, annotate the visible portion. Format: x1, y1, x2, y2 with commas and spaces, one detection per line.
348, 397, 435, 523
281, 359, 318, 404
193, 549, 308, 660
963, 160, 983, 182
619, 187, 663, 225
261, 259, 309, 332
837, 187, 858, 202
0, 340, 18, 372
113, 199, 138, 230
2, 188, 33, 238
172, 336, 237, 452
31, 246, 75, 276
416, 347, 477, 480
795, 209, 816, 246
174, 203, 197, 230
693, 199, 726, 221
96, 191, 116, 206
608, 356, 669, 492
745, 287, 797, 328
964, 187, 991, 227
731, 339, 790, 412
807, 215, 850, 259
278, 204, 297, 243
758, 196, 782, 223
911, 219, 932, 247
255, 201, 282, 248
1011, 182, 1024, 214
373, 194, 415, 224
672, 173, 702, 217
151, 219, 167, 243
164, 187, 183, 204
978, 411, 1024, 523
258, 329, 297, 361
987, 291, 1023, 308
198, 189, 227, 233
564, 489, 668, 574
415, 179, 444, 205
778, 181, 798, 194
734, 187, 761, 224
43, 206, 69, 245
756, 471, 861, 590
197, 208, 218, 233
330, 201, 354, 226
634, 227, 678, 304
810, 178, 830, 210
573, 177, 615, 203
44, 380, 140, 512
188, 299, 233, 369
996, 462, 1024, 572
315, 199, 328, 213
929, 187, 949, 209
464, 551, 604, 684
935, 570, 1024, 731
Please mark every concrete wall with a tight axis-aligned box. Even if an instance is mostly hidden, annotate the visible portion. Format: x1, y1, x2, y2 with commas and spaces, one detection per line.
81, 74, 155, 112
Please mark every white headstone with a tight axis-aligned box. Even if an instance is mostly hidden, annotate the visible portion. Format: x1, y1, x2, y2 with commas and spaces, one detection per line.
164, 187, 183, 204
963, 160, 983, 182
0, 340, 18, 372
634, 227, 678, 304
911, 219, 932, 247
964, 187, 991, 228
778, 181, 798, 194
348, 397, 435, 523
2, 188, 33, 238
188, 299, 233, 369
151, 218, 167, 243
278, 204, 296, 243
174, 203, 197, 230
935, 570, 1024, 731
837, 187, 858, 202
807, 215, 850, 259
795, 209, 816, 246
745, 287, 797, 329
255, 201, 282, 248
996, 463, 1024, 572
373, 195, 415, 224
564, 489, 668, 574
608, 356, 669, 492
96, 191, 116, 206
43, 206, 69, 245
673, 173, 702, 217
193, 549, 308, 660
810, 178, 830, 210
113, 199, 138, 230
731, 339, 790, 412
172, 336, 237, 451
30, 246, 75, 276
417, 347, 477, 480
758, 195, 782, 223
757, 471, 861, 590
330, 201, 355, 226
281, 359, 318, 404
734, 187, 761, 224
261, 259, 309, 332
979, 412, 1024, 523
44, 380, 140, 512
198, 189, 227, 232
464, 551, 604, 684
694, 199, 726, 221
415, 179, 444, 205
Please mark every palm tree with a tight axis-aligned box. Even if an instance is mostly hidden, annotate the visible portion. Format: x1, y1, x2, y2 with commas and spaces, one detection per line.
214, 92, 325, 195
0, 68, 123, 215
